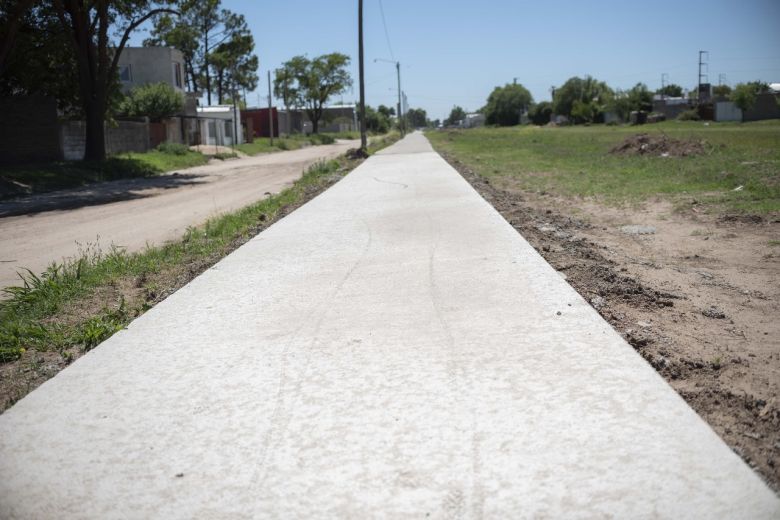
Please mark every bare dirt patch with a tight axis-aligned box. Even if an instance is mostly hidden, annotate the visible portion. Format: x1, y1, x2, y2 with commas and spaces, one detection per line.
442, 152, 780, 492
609, 133, 710, 157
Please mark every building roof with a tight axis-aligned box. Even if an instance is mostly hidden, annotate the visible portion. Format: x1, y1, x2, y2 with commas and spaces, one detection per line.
197, 105, 237, 113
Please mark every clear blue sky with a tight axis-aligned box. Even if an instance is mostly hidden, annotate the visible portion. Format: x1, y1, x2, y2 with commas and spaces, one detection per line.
130, 0, 780, 120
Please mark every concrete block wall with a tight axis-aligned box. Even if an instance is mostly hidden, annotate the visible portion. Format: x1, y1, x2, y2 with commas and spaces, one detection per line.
61, 120, 151, 161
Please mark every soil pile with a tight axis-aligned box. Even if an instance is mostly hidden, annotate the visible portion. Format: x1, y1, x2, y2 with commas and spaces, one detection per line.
610, 133, 708, 157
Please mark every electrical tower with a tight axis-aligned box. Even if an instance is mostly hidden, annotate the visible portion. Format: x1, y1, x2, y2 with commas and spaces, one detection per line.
661, 73, 669, 100
698, 50, 709, 104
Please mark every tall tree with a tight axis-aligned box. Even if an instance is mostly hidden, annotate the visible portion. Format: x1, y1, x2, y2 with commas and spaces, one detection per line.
656, 83, 683, 98
145, 0, 256, 105
52, 0, 177, 160
211, 28, 258, 103
483, 83, 533, 126
276, 53, 352, 134
552, 76, 612, 123
0, 0, 39, 77
405, 107, 427, 128
445, 105, 466, 126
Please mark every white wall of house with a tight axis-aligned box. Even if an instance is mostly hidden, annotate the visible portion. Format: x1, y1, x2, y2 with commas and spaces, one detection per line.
196, 105, 243, 146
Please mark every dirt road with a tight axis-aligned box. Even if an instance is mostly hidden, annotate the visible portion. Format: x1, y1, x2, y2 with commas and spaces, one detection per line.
0, 141, 357, 289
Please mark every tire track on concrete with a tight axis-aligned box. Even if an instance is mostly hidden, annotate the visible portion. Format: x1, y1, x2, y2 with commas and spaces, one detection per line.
424, 211, 485, 520
249, 212, 374, 508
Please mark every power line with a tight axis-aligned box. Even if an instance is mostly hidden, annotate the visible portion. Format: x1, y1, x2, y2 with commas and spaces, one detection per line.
378, 0, 395, 61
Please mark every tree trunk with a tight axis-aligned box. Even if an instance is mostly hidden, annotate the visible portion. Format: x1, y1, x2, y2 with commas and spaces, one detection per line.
83, 97, 106, 161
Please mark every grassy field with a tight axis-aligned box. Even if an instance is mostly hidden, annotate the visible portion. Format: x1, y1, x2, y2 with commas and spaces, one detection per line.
427, 120, 780, 214
1, 147, 208, 200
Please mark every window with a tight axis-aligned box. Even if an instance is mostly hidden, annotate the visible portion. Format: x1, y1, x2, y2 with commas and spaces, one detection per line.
224, 120, 233, 138
173, 62, 182, 88
119, 64, 132, 82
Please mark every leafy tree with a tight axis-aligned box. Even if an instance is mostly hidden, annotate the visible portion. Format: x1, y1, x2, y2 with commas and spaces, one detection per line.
483, 83, 533, 126
656, 83, 683, 97
0, 0, 39, 77
445, 105, 466, 126
275, 53, 352, 133
51, 0, 178, 160
0, 2, 80, 113
120, 82, 183, 121
145, 0, 256, 105
406, 107, 427, 128
712, 84, 732, 98
377, 104, 395, 118
527, 101, 552, 125
360, 105, 390, 133
210, 27, 258, 104
552, 76, 612, 123
730, 81, 770, 112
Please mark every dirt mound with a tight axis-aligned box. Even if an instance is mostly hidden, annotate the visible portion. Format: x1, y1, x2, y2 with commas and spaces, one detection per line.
610, 133, 708, 157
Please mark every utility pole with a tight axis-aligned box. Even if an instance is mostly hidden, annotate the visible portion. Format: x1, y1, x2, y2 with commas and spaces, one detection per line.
375, 58, 404, 137
358, 0, 367, 152
267, 70, 274, 146
698, 50, 709, 105
661, 73, 669, 100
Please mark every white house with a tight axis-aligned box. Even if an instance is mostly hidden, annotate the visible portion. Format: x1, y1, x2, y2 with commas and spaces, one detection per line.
196, 105, 243, 146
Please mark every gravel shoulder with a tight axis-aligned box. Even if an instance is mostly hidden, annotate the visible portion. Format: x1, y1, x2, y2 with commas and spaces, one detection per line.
442, 152, 780, 492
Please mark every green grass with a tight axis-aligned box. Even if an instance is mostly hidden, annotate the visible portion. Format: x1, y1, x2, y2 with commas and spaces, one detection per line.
426, 120, 780, 214
1, 148, 208, 200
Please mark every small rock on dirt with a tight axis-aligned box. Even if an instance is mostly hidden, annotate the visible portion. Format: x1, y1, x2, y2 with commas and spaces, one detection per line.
620, 225, 656, 235
702, 306, 727, 319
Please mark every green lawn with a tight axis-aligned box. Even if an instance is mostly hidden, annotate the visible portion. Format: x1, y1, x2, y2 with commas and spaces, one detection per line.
426, 120, 780, 214
1, 148, 208, 200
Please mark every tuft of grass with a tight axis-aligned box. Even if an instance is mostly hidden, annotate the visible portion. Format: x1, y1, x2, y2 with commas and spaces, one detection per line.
426, 121, 780, 214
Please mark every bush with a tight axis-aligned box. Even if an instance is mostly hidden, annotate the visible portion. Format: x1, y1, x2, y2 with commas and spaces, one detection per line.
156, 142, 189, 155
120, 83, 184, 122
310, 133, 335, 145
677, 109, 700, 121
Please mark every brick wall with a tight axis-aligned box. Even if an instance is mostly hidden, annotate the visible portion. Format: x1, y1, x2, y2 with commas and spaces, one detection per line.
0, 96, 61, 165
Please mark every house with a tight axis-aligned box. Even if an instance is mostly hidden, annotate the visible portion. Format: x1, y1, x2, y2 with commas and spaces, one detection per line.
116, 47, 186, 95
196, 105, 243, 146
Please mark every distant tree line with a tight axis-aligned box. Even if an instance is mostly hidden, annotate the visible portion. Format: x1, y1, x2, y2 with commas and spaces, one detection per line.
471, 75, 775, 127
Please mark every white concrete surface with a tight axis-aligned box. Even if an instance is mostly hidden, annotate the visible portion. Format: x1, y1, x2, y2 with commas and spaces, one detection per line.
1, 133, 778, 518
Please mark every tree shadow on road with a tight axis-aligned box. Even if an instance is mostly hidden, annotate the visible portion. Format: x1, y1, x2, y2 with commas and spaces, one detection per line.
0, 174, 204, 217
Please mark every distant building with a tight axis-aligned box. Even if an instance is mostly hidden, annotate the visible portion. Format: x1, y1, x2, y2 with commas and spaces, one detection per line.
462, 113, 485, 128
196, 105, 243, 146
116, 47, 186, 95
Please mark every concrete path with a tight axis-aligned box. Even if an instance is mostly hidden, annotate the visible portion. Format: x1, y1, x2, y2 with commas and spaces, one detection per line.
1, 133, 777, 518
0, 140, 356, 290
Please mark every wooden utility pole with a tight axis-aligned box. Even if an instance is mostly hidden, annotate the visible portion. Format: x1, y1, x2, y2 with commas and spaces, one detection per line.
268, 70, 274, 146
358, 0, 367, 152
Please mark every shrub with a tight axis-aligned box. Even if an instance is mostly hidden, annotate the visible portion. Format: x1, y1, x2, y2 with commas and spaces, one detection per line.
677, 109, 700, 121
120, 83, 184, 122
156, 142, 189, 155
310, 133, 335, 145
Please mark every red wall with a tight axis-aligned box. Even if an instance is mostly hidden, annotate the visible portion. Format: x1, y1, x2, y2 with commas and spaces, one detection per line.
241, 108, 279, 139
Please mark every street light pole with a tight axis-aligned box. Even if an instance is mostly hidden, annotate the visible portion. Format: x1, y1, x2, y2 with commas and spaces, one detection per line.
358, 0, 367, 151
375, 58, 404, 137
